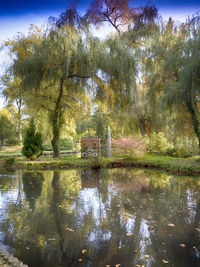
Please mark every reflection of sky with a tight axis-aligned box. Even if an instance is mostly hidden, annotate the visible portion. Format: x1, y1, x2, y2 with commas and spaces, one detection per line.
0, 188, 19, 251
75, 187, 112, 247
139, 219, 153, 266
77, 188, 107, 224
0, 189, 18, 210
186, 189, 197, 223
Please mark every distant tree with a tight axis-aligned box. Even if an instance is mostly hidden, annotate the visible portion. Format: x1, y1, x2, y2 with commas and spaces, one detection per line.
1, 75, 24, 141
22, 119, 43, 160
0, 110, 16, 149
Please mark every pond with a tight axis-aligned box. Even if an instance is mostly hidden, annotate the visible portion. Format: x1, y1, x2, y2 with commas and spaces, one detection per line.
1, 168, 200, 267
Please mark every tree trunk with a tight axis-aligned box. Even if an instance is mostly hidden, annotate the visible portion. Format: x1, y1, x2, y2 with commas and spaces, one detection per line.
186, 99, 200, 152
18, 107, 22, 141
135, 106, 147, 136
133, 85, 147, 136
51, 78, 64, 158
16, 98, 23, 142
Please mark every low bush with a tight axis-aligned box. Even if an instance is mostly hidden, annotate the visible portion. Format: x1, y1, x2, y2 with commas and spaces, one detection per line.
146, 132, 173, 154
3, 157, 15, 167
112, 137, 147, 157
59, 137, 74, 151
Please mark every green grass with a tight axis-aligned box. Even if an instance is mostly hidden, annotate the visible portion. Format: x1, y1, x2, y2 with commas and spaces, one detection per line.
130, 154, 200, 175
1, 152, 200, 176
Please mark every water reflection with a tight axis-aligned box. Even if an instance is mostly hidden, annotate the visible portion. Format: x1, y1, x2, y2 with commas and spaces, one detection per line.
22, 172, 44, 209
0, 168, 200, 266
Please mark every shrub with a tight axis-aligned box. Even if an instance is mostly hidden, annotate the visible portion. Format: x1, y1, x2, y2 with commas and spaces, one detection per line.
3, 157, 15, 167
59, 137, 74, 150
112, 137, 147, 157
146, 132, 173, 153
164, 146, 194, 158
22, 119, 43, 160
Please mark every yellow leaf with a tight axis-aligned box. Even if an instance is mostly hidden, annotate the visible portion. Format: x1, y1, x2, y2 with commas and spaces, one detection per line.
115, 264, 121, 267
78, 259, 82, 262
134, 249, 138, 252
82, 249, 87, 254
118, 246, 122, 249
106, 265, 110, 267
126, 233, 133, 236
145, 255, 150, 258
167, 223, 175, 227
66, 227, 74, 232
162, 242, 165, 245
162, 259, 169, 264
179, 244, 186, 248
136, 265, 140, 267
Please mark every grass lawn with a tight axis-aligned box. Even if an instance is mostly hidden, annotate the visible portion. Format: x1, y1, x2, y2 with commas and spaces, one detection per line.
1, 152, 200, 176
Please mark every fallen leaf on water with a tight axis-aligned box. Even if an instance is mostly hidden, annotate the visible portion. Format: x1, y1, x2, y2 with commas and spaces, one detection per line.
167, 223, 175, 227
136, 265, 140, 267
162, 259, 169, 264
179, 244, 186, 248
142, 266, 144, 267
148, 216, 152, 219
118, 246, 122, 249
134, 249, 138, 253
82, 249, 87, 254
145, 255, 150, 258
126, 233, 133, 236
106, 265, 110, 267
78, 259, 82, 262
115, 264, 120, 267
162, 242, 165, 245
116, 204, 120, 208
66, 227, 74, 232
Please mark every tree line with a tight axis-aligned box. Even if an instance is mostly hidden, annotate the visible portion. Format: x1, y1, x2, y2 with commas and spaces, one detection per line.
0, 0, 200, 157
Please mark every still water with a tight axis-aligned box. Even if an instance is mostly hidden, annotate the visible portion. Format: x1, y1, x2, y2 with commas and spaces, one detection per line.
0, 168, 200, 267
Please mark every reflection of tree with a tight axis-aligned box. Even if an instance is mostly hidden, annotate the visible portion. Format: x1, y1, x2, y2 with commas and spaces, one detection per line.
1, 169, 200, 266
0, 170, 16, 191
81, 169, 100, 188
22, 172, 44, 209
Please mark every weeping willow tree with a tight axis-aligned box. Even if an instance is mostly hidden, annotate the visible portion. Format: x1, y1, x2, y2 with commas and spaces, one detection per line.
7, 24, 103, 157
144, 16, 200, 150
178, 17, 200, 150
84, 0, 159, 136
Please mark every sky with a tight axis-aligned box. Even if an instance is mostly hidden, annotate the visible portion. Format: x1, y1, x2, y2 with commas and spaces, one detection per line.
0, 0, 200, 108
